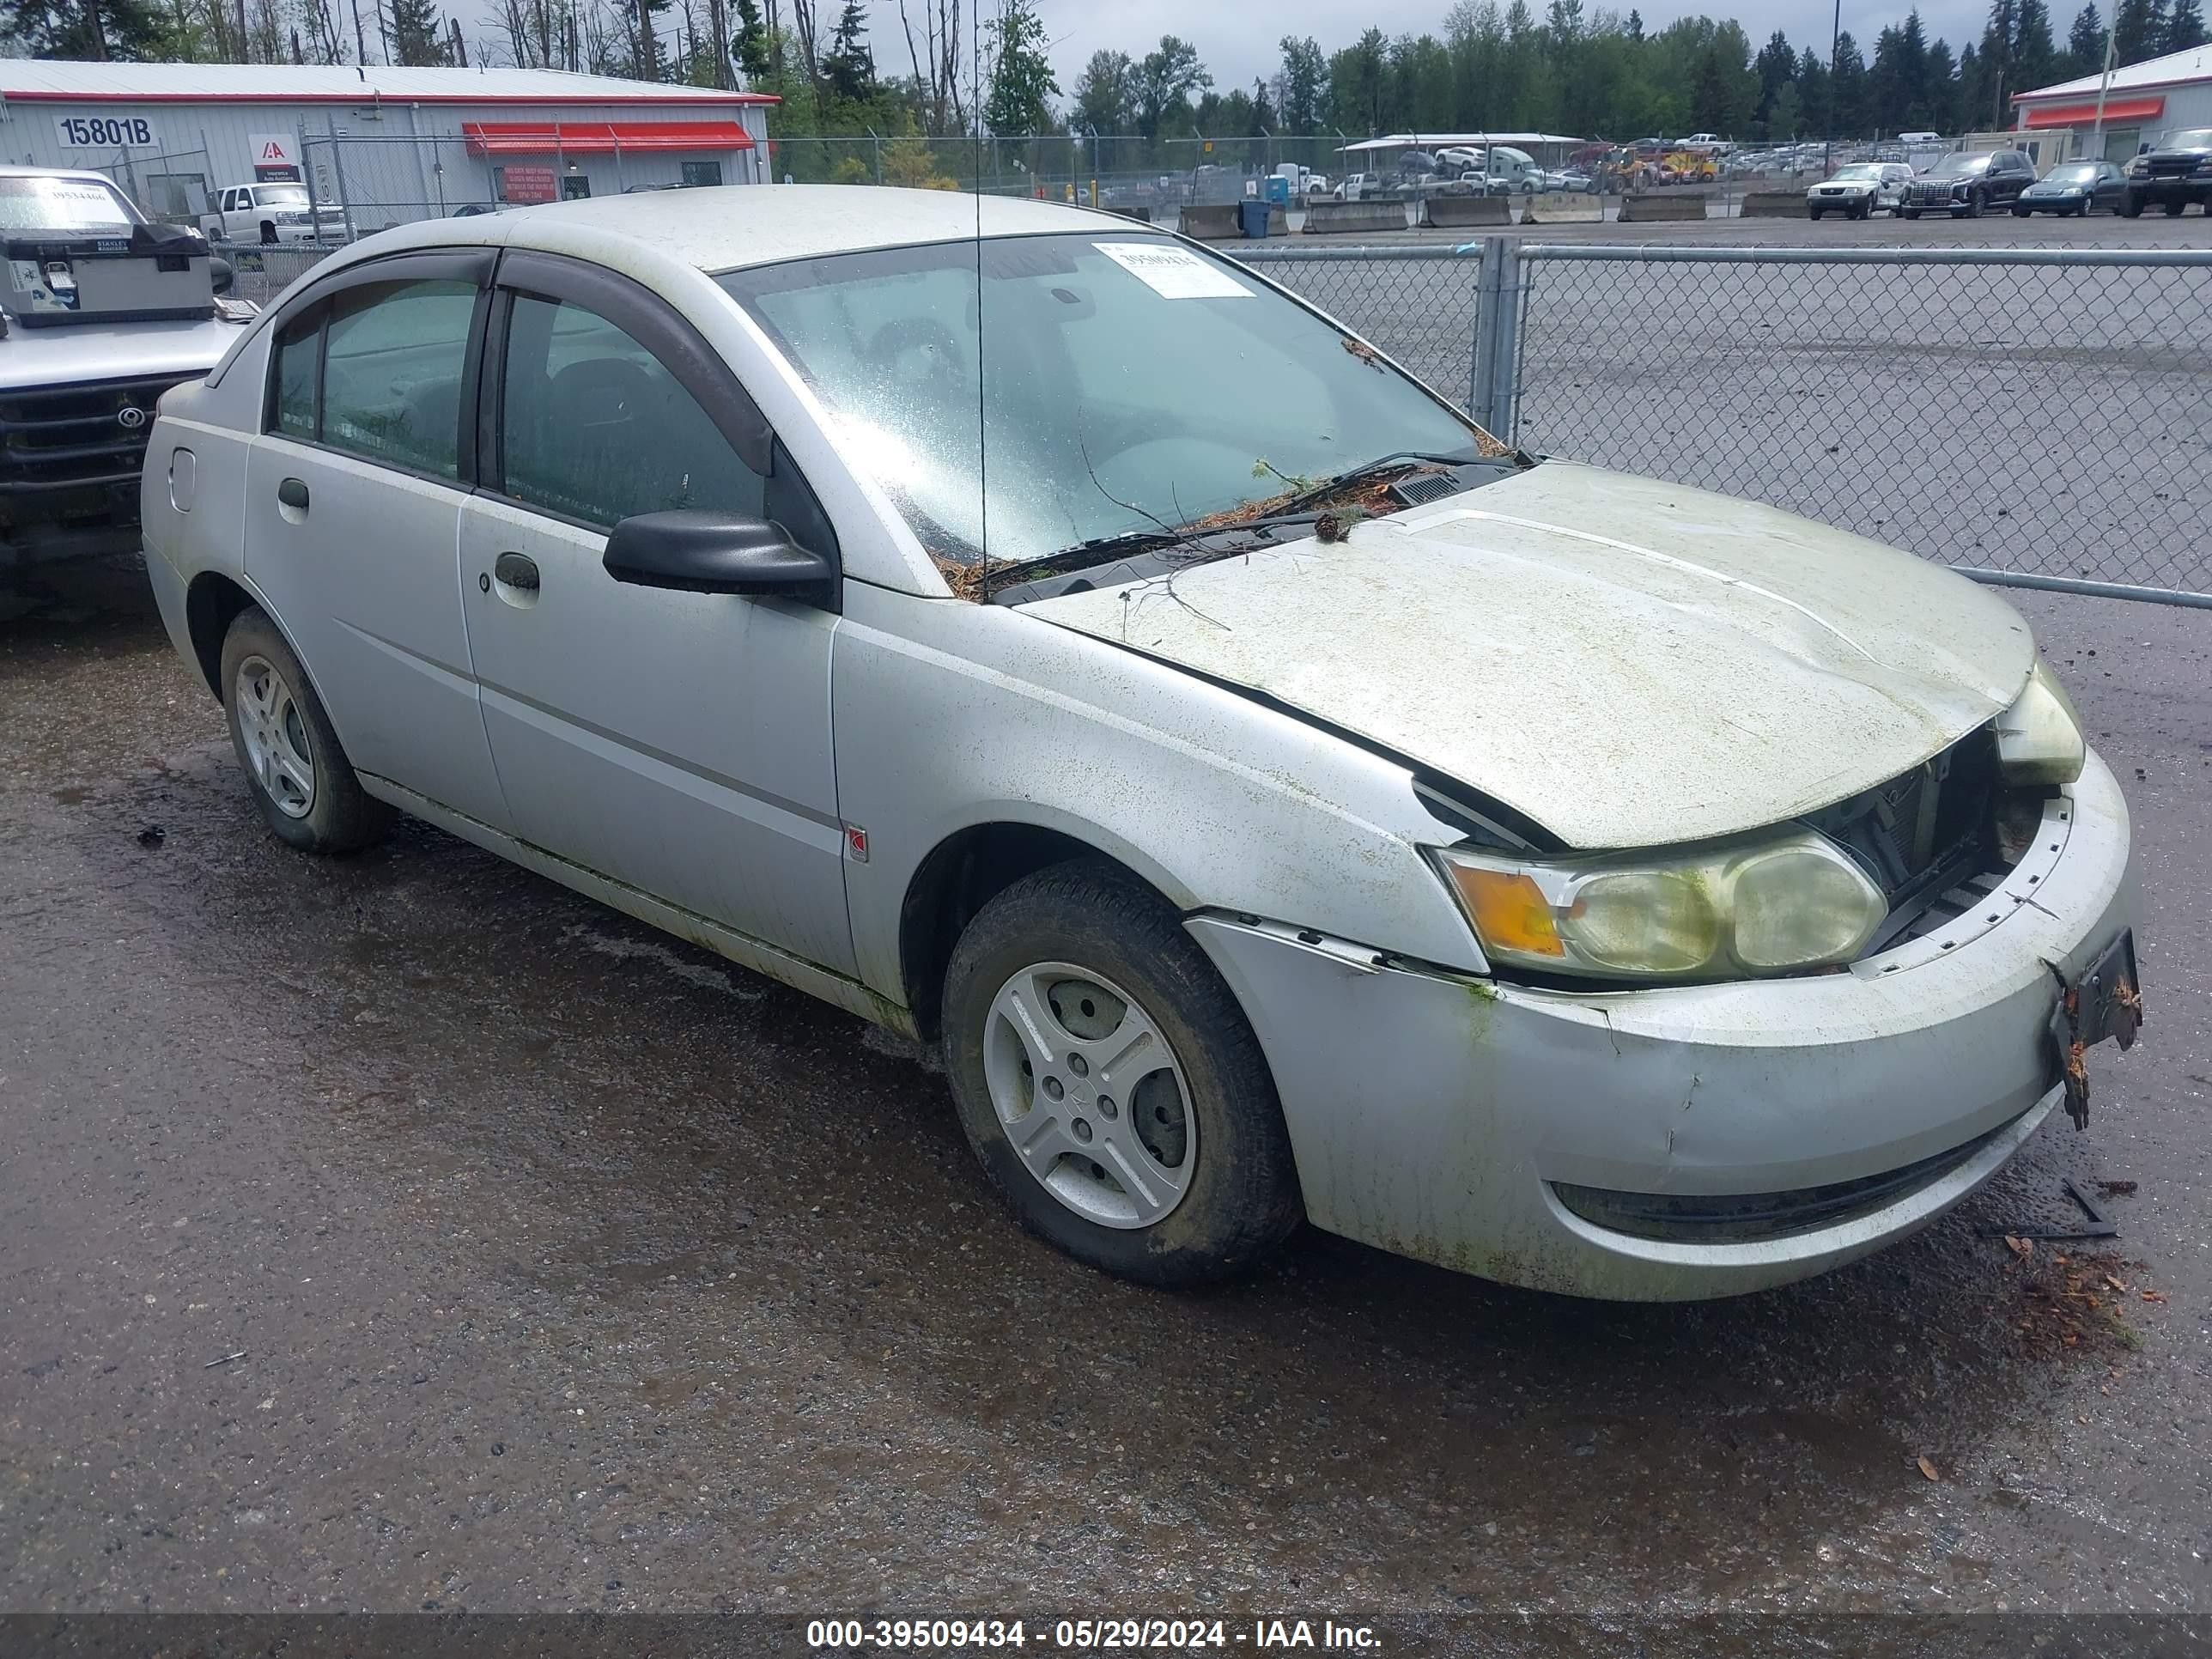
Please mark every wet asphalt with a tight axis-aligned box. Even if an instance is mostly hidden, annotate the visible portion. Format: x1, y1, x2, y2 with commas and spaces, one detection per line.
2, 554, 2209, 1623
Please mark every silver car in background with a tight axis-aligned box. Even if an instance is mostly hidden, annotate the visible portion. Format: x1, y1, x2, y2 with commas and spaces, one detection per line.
1807, 161, 1913, 219
138, 188, 2142, 1300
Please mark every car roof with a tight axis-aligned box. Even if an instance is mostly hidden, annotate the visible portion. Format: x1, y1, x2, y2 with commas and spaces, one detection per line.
407, 185, 1138, 274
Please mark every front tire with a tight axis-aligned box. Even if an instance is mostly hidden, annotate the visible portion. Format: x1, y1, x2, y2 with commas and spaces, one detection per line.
1808, 205, 1823, 221
941, 860, 1302, 1286
1904, 207, 1922, 220
219, 607, 394, 854
2164, 199, 2187, 216
2122, 191, 2145, 217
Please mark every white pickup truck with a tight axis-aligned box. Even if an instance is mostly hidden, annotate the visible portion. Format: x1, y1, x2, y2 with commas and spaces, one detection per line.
198, 181, 346, 246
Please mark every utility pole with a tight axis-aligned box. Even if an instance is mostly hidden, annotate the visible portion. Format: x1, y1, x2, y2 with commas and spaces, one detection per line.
1824, 0, 1841, 175
2087, 14, 2119, 161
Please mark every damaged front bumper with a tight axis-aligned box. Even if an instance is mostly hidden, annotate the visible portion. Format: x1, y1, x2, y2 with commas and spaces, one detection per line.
1188, 749, 2138, 1301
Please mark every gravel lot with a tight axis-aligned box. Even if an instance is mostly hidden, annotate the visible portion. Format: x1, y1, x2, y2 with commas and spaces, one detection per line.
3, 540, 2209, 1633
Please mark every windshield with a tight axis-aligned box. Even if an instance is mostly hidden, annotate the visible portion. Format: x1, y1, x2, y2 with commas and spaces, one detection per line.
2166, 129, 2212, 148
2047, 163, 2102, 181
0, 173, 142, 236
254, 185, 311, 207
720, 233, 1487, 567
1929, 154, 1990, 177
1829, 164, 1883, 181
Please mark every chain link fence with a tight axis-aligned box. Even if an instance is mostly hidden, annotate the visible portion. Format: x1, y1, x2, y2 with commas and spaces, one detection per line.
1237, 240, 2212, 607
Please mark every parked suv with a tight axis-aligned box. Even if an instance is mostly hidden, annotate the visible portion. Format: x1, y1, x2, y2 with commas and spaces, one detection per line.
2121, 128, 2212, 216
2, 166, 256, 568
1903, 150, 2036, 217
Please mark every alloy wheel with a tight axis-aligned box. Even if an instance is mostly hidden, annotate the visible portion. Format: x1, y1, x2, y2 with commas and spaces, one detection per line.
981, 961, 1196, 1230
234, 653, 316, 818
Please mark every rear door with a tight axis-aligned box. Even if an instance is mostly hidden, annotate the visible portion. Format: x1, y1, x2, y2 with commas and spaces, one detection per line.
456, 251, 853, 975
242, 250, 510, 830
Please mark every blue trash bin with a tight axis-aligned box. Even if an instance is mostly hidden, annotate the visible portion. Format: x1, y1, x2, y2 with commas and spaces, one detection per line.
1237, 198, 1272, 239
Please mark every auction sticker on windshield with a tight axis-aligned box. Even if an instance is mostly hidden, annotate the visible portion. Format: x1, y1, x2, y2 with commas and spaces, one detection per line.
1097, 241, 1253, 300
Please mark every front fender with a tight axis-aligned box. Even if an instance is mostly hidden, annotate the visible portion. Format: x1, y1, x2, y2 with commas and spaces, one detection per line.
830, 584, 1489, 1013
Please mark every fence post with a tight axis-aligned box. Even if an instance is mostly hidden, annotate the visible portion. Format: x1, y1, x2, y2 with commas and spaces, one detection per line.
1469, 235, 1523, 436
327, 119, 357, 244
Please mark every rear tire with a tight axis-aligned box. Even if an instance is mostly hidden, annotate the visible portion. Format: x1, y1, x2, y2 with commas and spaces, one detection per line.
219, 606, 395, 854
940, 860, 1303, 1286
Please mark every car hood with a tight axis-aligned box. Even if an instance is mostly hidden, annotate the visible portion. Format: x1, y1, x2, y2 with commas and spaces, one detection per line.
0, 313, 243, 392
1025, 463, 2035, 850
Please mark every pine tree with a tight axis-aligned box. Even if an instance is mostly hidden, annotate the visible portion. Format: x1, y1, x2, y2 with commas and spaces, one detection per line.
2065, 3, 2108, 74
2014, 0, 2057, 94
1, 0, 172, 58
389, 0, 447, 64
2111, 0, 2168, 62
822, 0, 874, 100
730, 0, 769, 81
983, 0, 1059, 136
2166, 0, 2208, 49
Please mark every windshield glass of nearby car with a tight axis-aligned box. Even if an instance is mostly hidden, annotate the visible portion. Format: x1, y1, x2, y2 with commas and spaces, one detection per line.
1829, 163, 1884, 181
2165, 128, 2212, 147
1929, 154, 1990, 177
2045, 163, 2102, 184
254, 185, 311, 207
0, 173, 142, 235
720, 234, 1485, 567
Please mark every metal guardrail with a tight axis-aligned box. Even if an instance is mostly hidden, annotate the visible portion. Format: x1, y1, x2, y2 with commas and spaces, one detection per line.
1234, 238, 2212, 610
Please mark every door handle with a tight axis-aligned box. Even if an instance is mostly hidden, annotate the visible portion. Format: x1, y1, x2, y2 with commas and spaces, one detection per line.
277, 477, 309, 512
493, 551, 540, 592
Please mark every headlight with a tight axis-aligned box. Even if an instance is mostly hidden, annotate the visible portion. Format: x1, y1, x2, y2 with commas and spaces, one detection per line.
1994, 657, 2085, 785
2126, 158, 2149, 177
1428, 830, 1887, 983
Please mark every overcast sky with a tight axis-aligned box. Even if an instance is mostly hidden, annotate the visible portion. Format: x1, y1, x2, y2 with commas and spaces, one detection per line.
874, 0, 2005, 109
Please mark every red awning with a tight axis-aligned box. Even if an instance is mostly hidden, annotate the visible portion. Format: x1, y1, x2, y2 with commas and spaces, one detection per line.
463, 119, 753, 155
2019, 94, 2165, 129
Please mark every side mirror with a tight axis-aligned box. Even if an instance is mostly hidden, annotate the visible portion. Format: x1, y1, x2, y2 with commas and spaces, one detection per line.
209, 256, 234, 295
602, 508, 836, 607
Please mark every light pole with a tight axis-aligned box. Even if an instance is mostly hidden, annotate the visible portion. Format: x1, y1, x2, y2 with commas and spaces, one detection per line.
1825, 0, 1842, 176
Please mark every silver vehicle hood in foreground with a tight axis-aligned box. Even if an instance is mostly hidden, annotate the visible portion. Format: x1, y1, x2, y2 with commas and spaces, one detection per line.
1027, 462, 2035, 849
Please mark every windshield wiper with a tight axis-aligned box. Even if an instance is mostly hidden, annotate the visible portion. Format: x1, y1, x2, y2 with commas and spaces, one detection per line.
1002, 451, 1483, 583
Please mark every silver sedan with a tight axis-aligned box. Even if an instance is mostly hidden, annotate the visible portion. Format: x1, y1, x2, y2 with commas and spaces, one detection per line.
138, 187, 2142, 1299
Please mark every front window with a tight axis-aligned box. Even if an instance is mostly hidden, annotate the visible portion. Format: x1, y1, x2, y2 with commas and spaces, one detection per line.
0, 173, 142, 236
2046, 163, 2101, 183
2166, 128, 2212, 148
1927, 154, 1990, 178
497, 293, 764, 527
252, 185, 312, 208
718, 233, 1487, 566
1829, 164, 1882, 182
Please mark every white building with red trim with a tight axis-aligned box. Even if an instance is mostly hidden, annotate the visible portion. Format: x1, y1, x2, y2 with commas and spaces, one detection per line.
0, 60, 775, 229
2014, 44, 2212, 161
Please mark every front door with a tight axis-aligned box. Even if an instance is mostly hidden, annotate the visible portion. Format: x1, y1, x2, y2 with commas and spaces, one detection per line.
456, 256, 854, 978
243, 253, 510, 830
